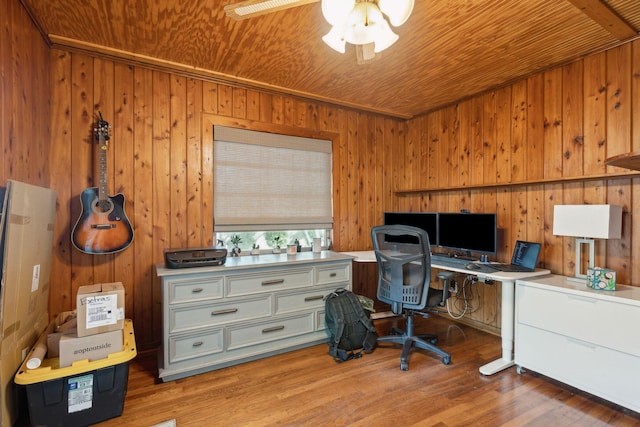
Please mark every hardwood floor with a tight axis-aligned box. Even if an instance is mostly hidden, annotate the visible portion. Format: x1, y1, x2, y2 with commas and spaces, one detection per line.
41, 315, 640, 426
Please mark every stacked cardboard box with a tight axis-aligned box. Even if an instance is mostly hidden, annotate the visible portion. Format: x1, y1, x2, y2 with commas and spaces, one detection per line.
47, 282, 126, 367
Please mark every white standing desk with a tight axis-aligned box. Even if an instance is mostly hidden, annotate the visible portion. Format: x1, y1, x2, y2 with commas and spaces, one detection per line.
342, 250, 550, 376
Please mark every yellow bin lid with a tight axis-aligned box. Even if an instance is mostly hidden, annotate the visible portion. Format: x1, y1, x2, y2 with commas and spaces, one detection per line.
15, 319, 137, 385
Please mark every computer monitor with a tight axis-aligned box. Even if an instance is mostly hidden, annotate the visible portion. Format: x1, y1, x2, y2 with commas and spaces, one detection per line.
383, 212, 438, 245
437, 212, 497, 255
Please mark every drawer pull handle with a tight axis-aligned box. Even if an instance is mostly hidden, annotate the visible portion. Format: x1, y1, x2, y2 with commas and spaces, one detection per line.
262, 325, 285, 333
191, 288, 204, 293
262, 279, 285, 286
192, 341, 204, 347
305, 295, 324, 302
330, 273, 337, 277
211, 308, 238, 316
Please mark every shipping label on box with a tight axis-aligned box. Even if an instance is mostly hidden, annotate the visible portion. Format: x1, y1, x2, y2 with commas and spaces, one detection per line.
77, 282, 125, 337
587, 267, 616, 291
57, 328, 123, 368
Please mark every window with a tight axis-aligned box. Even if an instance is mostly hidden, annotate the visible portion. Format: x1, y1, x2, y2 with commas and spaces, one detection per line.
213, 126, 333, 252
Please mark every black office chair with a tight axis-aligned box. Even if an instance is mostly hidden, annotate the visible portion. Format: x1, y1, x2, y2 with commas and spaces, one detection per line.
371, 224, 452, 370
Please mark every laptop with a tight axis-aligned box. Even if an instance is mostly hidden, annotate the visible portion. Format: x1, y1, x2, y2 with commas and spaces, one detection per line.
486, 240, 541, 272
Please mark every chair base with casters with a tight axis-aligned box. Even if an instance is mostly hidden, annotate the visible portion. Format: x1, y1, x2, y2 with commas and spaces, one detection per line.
377, 269, 455, 370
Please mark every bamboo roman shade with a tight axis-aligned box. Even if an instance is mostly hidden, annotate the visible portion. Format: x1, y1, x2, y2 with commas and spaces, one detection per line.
213, 126, 333, 232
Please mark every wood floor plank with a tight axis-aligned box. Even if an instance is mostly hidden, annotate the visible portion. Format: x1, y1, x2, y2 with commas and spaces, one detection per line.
21, 315, 640, 426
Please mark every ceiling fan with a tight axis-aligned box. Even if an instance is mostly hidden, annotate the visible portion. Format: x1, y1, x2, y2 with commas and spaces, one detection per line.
224, 0, 415, 64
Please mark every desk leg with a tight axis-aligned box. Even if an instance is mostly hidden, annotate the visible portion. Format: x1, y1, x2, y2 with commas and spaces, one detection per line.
479, 279, 516, 375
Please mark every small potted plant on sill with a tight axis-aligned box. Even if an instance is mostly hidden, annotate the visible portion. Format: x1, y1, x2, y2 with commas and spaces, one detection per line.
272, 236, 282, 254
230, 234, 242, 257
250, 243, 260, 256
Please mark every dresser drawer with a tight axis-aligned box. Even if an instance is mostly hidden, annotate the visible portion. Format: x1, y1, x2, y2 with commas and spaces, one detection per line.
316, 262, 351, 286
516, 323, 640, 412
167, 275, 224, 304
170, 296, 272, 333
169, 328, 224, 364
275, 288, 329, 315
517, 283, 640, 356
226, 268, 314, 297
227, 313, 314, 350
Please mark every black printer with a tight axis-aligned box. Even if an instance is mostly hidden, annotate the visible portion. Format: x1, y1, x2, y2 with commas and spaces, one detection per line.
164, 247, 227, 268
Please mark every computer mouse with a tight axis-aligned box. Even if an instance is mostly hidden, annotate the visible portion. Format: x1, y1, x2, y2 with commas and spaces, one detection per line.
465, 263, 480, 270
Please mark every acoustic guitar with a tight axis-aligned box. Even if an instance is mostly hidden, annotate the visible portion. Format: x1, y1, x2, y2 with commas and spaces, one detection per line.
71, 114, 134, 254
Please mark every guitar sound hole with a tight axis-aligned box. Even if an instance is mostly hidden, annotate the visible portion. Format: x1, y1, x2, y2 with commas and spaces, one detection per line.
91, 197, 114, 215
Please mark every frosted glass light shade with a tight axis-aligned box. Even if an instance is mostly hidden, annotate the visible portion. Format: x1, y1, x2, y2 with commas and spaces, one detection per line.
553, 205, 622, 239
322, 25, 346, 53
378, 0, 415, 26
322, 0, 355, 26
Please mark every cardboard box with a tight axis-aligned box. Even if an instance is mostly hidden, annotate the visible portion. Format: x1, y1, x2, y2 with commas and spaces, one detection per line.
587, 267, 617, 291
51, 328, 123, 368
0, 181, 56, 426
76, 282, 125, 337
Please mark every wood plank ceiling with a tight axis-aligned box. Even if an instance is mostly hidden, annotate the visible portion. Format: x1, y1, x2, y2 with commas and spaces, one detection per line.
21, 0, 640, 118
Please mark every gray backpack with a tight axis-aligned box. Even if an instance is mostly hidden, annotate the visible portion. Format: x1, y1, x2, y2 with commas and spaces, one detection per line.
324, 288, 378, 362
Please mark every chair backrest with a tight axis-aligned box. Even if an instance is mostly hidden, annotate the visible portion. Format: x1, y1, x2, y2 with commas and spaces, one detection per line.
371, 224, 431, 314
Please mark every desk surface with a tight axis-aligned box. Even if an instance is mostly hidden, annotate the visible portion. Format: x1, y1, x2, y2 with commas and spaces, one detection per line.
341, 250, 550, 281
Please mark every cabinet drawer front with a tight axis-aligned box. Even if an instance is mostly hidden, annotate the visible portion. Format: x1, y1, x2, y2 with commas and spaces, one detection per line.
170, 296, 272, 333
169, 329, 224, 364
517, 284, 640, 356
167, 275, 224, 304
275, 288, 329, 315
227, 313, 314, 350
226, 268, 314, 297
516, 324, 640, 412
316, 262, 351, 286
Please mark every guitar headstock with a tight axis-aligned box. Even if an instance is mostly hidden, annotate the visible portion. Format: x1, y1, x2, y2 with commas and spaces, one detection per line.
94, 113, 111, 143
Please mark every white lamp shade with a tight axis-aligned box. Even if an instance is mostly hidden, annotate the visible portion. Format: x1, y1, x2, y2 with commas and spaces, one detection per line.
322, 0, 355, 26
553, 205, 622, 239
322, 25, 346, 53
373, 18, 399, 52
344, 2, 385, 45
378, 0, 415, 26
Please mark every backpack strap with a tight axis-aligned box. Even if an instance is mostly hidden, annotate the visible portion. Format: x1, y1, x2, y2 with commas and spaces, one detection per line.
344, 291, 378, 353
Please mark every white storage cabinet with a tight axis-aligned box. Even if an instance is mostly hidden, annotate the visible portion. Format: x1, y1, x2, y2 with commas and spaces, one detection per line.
155, 251, 353, 381
515, 274, 640, 412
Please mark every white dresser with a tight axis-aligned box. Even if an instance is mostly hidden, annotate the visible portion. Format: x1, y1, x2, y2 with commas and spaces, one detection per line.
515, 274, 640, 412
155, 251, 353, 382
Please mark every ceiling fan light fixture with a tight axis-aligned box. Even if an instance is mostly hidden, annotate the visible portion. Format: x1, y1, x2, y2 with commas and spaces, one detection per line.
321, 0, 355, 26
378, 0, 415, 26
344, 2, 385, 45
373, 19, 399, 53
322, 26, 347, 53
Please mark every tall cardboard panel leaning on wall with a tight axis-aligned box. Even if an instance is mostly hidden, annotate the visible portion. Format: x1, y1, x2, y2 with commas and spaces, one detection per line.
0, 180, 56, 427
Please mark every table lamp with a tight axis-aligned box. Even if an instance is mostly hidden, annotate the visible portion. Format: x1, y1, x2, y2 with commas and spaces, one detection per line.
552, 204, 622, 282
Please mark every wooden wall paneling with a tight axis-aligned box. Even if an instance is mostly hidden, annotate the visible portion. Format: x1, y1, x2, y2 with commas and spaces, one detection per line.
607, 178, 631, 284
606, 43, 632, 166
93, 57, 116, 283
458, 100, 471, 188
526, 74, 545, 180
496, 188, 512, 259
186, 78, 204, 247
201, 111, 213, 248
482, 91, 497, 185
69, 53, 95, 297
384, 117, 399, 215
359, 112, 373, 248
426, 111, 440, 193
495, 86, 512, 184
414, 117, 428, 210
169, 75, 188, 248
133, 67, 155, 342
233, 87, 247, 119
218, 84, 233, 117
583, 52, 607, 175
345, 110, 358, 250
373, 116, 385, 227
333, 109, 347, 250
632, 40, 640, 153
202, 81, 218, 115
543, 183, 564, 274
510, 81, 527, 183
469, 97, 484, 185
152, 70, 172, 344
562, 60, 584, 178
445, 105, 458, 188
245, 88, 260, 121
543, 67, 563, 179
271, 95, 284, 125
49, 50, 73, 313
258, 92, 272, 123
526, 184, 545, 254
113, 62, 136, 319
632, 178, 640, 286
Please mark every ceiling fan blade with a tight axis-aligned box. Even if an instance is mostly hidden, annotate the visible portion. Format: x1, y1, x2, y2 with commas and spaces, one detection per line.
225, 0, 319, 20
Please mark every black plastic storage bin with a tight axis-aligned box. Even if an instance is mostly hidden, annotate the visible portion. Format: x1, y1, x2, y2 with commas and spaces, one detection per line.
15, 319, 136, 427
